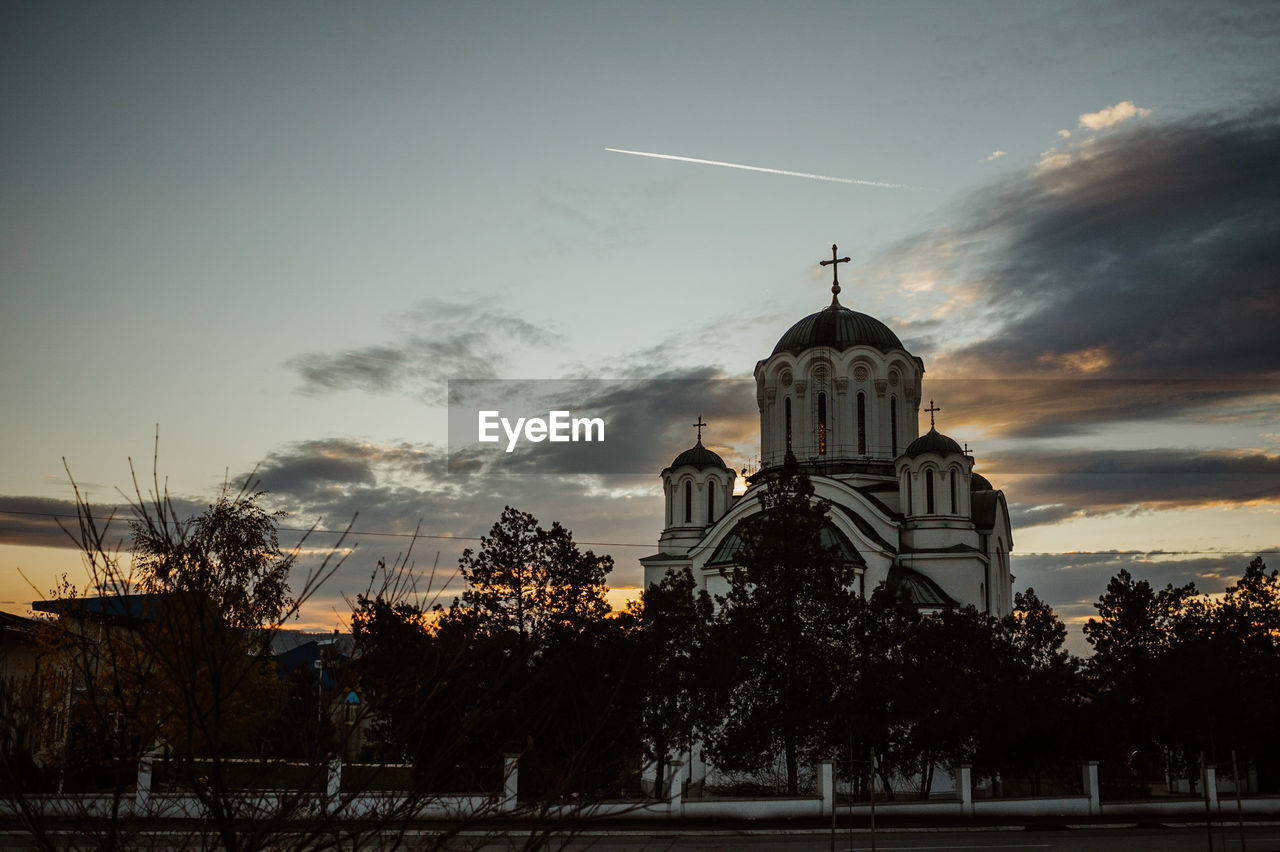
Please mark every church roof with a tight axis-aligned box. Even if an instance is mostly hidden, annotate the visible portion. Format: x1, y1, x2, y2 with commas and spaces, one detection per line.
706, 519, 866, 567
971, 490, 1001, 529
666, 441, 729, 472
902, 427, 964, 458
969, 472, 993, 491
885, 564, 960, 608
771, 299, 905, 357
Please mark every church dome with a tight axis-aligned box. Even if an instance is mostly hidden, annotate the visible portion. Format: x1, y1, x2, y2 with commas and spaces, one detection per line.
771, 300, 905, 357
902, 427, 963, 458
666, 441, 729, 472
969, 472, 993, 491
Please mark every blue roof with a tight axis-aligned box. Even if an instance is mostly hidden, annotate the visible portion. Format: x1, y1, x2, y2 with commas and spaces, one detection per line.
31, 593, 167, 622
273, 639, 344, 689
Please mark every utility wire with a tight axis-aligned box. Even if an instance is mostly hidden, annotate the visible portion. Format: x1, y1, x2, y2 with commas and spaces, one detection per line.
1, 508, 1277, 556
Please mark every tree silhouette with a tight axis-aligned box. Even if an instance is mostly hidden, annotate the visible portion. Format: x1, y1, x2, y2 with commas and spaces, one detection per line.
455, 507, 612, 644
707, 455, 860, 795
634, 566, 713, 798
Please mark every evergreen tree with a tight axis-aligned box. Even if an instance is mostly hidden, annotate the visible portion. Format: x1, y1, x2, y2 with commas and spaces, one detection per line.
707, 455, 861, 794
1083, 568, 1198, 794
635, 567, 714, 798
456, 506, 612, 644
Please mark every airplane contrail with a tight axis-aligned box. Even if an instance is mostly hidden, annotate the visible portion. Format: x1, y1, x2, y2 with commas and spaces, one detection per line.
605, 147, 918, 189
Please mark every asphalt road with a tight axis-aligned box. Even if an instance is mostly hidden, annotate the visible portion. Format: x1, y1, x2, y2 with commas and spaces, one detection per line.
453, 824, 1280, 852
2, 824, 1277, 851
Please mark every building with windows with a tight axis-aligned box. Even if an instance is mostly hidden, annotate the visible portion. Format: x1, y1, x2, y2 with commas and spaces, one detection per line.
641, 248, 1014, 617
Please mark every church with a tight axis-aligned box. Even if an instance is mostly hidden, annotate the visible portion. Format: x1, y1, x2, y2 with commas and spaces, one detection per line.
641, 246, 1015, 618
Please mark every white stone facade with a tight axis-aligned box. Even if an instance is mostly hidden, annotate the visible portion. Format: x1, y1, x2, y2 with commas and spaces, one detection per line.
642, 294, 1014, 618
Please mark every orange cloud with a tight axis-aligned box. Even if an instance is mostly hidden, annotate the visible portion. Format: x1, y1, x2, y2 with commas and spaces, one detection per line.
1079, 101, 1152, 130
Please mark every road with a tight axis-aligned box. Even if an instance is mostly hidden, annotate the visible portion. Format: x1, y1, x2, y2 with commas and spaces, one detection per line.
455, 824, 1280, 852
2, 824, 1277, 850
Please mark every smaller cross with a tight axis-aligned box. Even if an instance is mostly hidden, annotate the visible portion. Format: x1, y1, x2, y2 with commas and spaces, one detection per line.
963, 442, 972, 456
692, 415, 707, 442
924, 399, 941, 429
819, 243, 851, 298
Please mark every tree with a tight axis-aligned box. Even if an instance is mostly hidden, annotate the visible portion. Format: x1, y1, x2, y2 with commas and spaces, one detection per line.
2, 454, 362, 852
1083, 568, 1198, 795
990, 589, 1082, 794
706, 455, 861, 795
132, 490, 294, 631
455, 507, 612, 644
634, 567, 714, 798
128, 490, 297, 767
1160, 558, 1280, 790
356, 507, 635, 804
895, 605, 1002, 797
828, 584, 919, 801
1212, 557, 1280, 788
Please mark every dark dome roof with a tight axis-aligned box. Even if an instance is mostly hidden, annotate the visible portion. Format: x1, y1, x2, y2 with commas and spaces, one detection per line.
707, 518, 864, 567
969, 472, 993, 491
772, 299, 905, 356
668, 441, 729, 472
885, 564, 960, 608
903, 427, 963, 458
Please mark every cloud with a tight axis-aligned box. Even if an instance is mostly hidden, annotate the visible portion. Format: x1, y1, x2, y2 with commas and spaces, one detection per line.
876, 103, 1280, 439
0, 496, 115, 550
980, 447, 1280, 527
1057, 129, 1071, 139
1, 434, 672, 621
1078, 100, 1152, 130
244, 437, 672, 615
986, 150, 1007, 161
0, 494, 225, 551
288, 299, 556, 401
927, 378, 1278, 440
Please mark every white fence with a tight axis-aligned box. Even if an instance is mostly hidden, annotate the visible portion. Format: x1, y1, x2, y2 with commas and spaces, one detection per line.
4, 755, 1279, 822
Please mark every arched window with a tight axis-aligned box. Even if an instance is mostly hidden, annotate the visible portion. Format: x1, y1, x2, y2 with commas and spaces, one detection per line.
949, 468, 957, 513
683, 480, 692, 524
817, 392, 828, 455
667, 484, 672, 525
890, 396, 898, 456
784, 397, 792, 453
925, 469, 935, 514
906, 473, 913, 515
707, 485, 716, 524
980, 582, 986, 614
856, 392, 866, 455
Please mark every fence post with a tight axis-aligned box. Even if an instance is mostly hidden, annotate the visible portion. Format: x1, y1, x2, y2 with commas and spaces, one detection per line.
1080, 761, 1100, 816
817, 760, 834, 816
326, 756, 342, 802
501, 753, 520, 813
957, 764, 972, 816
136, 747, 154, 813
1201, 762, 1218, 811
667, 760, 684, 817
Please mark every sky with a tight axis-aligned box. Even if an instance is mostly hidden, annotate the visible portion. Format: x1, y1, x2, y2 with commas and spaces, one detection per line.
2, 1, 1278, 651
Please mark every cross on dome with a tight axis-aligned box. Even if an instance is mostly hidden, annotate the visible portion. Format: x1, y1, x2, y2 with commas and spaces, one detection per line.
819, 243, 850, 302
692, 415, 707, 442
924, 399, 941, 429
